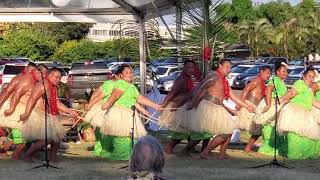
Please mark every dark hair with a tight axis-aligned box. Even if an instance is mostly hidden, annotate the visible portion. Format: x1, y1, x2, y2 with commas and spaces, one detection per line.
49, 67, 62, 75
260, 65, 272, 72
184, 60, 196, 66
115, 64, 131, 75
303, 66, 315, 76
37, 63, 48, 70
275, 61, 288, 71
219, 59, 231, 65
27, 62, 37, 68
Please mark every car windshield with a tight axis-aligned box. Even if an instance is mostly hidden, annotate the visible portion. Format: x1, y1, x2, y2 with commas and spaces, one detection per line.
231, 66, 251, 73
288, 68, 304, 75
156, 67, 168, 75
256, 58, 268, 63
244, 66, 261, 74
4, 65, 26, 75
72, 62, 107, 70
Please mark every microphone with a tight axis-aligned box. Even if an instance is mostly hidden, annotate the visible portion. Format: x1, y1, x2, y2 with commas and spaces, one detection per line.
131, 105, 136, 111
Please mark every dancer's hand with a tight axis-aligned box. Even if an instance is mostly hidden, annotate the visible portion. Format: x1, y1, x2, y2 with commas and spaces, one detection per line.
84, 104, 92, 111
154, 104, 162, 112
101, 102, 110, 110
262, 105, 271, 113
19, 114, 29, 123
235, 104, 241, 111
68, 110, 78, 118
246, 104, 255, 113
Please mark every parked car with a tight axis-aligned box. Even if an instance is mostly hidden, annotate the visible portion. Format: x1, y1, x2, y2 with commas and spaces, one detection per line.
154, 65, 182, 79
255, 57, 288, 65
0, 63, 28, 91
225, 57, 255, 68
288, 59, 304, 66
284, 66, 305, 87
227, 64, 254, 85
232, 64, 272, 89
157, 70, 181, 93
67, 61, 112, 100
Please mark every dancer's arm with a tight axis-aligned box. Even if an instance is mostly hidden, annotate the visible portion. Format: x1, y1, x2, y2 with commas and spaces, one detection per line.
137, 95, 161, 111
84, 87, 104, 111
229, 91, 254, 113
0, 76, 19, 109
280, 88, 297, 104
262, 84, 274, 113
57, 100, 78, 117
161, 79, 183, 108
19, 83, 45, 122
313, 100, 320, 109
135, 103, 150, 117
101, 88, 123, 110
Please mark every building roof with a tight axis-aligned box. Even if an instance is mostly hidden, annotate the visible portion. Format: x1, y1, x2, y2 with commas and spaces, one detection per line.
0, 0, 184, 23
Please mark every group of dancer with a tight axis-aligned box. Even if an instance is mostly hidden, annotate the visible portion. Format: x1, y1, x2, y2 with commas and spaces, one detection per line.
2, 58, 320, 163
159, 59, 320, 160
0, 62, 78, 162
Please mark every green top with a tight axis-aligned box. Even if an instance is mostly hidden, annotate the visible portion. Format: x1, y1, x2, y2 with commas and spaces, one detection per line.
290, 80, 314, 110
101, 80, 115, 102
315, 81, 320, 101
267, 76, 287, 98
113, 80, 140, 108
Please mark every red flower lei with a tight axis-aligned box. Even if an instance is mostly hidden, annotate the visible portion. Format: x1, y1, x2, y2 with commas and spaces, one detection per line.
181, 72, 194, 92
45, 77, 58, 115
258, 75, 266, 96
216, 70, 230, 99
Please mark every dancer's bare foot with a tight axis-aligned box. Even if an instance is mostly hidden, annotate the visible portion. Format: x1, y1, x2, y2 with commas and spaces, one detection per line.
0, 153, 9, 159
200, 152, 215, 160
244, 146, 252, 153
218, 153, 231, 160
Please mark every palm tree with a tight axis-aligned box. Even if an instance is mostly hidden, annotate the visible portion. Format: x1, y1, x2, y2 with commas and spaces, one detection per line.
181, 0, 231, 74
238, 18, 273, 57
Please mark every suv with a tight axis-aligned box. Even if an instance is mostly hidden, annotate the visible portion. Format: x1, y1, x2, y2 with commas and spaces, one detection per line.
0, 63, 28, 91
67, 61, 112, 100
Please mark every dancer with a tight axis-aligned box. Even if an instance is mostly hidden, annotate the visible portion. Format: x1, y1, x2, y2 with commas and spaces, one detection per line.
84, 66, 150, 158
185, 59, 254, 159
255, 62, 289, 155
160, 60, 211, 155
278, 67, 320, 159
99, 65, 161, 160
0, 62, 41, 160
237, 66, 271, 152
20, 68, 78, 162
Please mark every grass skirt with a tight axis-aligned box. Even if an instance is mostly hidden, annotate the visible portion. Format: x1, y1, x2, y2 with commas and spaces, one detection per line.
238, 100, 258, 131
311, 107, 320, 124
278, 103, 320, 140
253, 99, 285, 125
84, 101, 106, 127
0, 101, 25, 130
158, 102, 176, 130
186, 100, 236, 135
22, 108, 65, 142
166, 104, 193, 133
100, 105, 147, 138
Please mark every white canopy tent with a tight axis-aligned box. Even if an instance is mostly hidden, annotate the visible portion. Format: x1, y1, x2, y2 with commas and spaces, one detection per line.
0, 0, 186, 94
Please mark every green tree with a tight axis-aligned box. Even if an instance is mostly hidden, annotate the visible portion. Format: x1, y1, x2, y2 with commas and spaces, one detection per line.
258, 2, 294, 26
231, 0, 256, 22
0, 29, 57, 61
32, 22, 93, 44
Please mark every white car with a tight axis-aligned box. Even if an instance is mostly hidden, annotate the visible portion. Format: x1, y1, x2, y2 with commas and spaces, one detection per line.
0, 63, 28, 92
155, 65, 182, 79
227, 65, 254, 85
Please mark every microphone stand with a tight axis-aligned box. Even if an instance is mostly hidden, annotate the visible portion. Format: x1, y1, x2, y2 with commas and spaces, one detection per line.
250, 77, 293, 169
31, 71, 59, 169
119, 105, 136, 169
